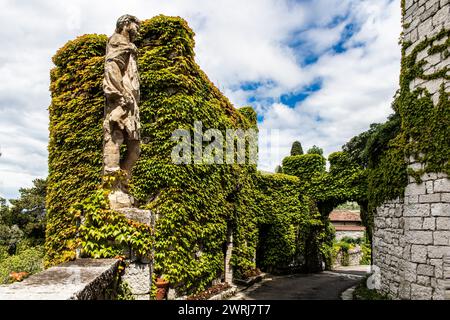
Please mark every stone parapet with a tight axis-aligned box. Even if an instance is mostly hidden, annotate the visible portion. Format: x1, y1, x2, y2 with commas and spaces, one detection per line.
0, 259, 120, 300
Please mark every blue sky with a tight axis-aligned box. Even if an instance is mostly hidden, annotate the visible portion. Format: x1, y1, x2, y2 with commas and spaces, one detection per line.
0, 0, 401, 199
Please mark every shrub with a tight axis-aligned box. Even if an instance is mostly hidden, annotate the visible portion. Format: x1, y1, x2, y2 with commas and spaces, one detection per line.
0, 245, 44, 284
282, 154, 326, 181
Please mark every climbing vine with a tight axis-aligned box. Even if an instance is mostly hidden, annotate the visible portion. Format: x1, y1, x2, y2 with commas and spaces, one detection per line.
72, 189, 153, 258
363, 27, 450, 215
253, 173, 332, 272
342, 0, 450, 231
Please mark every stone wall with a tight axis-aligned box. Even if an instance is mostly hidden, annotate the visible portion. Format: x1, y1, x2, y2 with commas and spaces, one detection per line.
373, 174, 450, 299
373, 0, 450, 300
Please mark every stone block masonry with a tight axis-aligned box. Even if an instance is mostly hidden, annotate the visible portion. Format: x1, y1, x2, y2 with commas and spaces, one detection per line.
374, 173, 450, 299
373, 0, 450, 300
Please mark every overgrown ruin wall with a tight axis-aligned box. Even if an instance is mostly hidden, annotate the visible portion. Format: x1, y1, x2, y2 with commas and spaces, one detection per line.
373, 0, 450, 300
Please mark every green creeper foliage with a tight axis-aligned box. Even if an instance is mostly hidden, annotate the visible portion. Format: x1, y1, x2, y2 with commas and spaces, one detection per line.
238, 106, 258, 124
73, 189, 153, 258
398, 28, 450, 178
254, 173, 332, 272
0, 245, 44, 284
129, 16, 258, 294
362, 27, 450, 215
280, 150, 367, 243
290, 141, 303, 156
46, 34, 107, 266
282, 154, 326, 181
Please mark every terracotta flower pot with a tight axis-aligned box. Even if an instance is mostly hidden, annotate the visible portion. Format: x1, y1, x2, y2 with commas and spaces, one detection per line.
155, 278, 169, 300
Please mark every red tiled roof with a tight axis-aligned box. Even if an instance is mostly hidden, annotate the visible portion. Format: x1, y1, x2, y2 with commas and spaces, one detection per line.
334, 225, 365, 231
329, 210, 362, 222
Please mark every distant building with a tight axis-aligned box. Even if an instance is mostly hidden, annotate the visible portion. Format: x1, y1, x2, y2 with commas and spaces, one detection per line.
329, 210, 365, 240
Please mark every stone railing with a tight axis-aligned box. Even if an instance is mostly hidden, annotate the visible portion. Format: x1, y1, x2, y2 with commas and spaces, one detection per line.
0, 258, 120, 300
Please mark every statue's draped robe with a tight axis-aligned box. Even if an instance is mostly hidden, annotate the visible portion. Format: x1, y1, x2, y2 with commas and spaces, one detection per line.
103, 33, 140, 140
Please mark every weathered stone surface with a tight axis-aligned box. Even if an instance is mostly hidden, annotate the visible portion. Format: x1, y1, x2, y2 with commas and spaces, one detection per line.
442, 193, 450, 203
122, 262, 151, 296
417, 264, 435, 276
0, 259, 120, 300
423, 217, 436, 230
405, 217, 423, 230
405, 183, 426, 196
431, 203, 450, 217
436, 218, 450, 230
405, 0, 414, 10
399, 281, 411, 299
425, 181, 434, 193
425, 0, 440, 10
411, 245, 428, 263
433, 5, 450, 26
404, 204, 430, 217
411, 283, 433, 299
434, 179, 450, 193
407, 231, 434, 244
430, 259, 444, 277
116, 208, 153, 226
427, 246, 448, 259
420, 194, 441, 203
417, 275, 431, 286
417, 17, 433, 39
434, 231, 450, 245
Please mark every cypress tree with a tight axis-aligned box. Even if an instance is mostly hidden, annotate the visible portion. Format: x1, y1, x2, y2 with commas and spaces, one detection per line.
290, 141, 303, 156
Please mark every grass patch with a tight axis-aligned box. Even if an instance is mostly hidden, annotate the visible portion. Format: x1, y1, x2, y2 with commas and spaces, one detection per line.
353, 276, 390, 300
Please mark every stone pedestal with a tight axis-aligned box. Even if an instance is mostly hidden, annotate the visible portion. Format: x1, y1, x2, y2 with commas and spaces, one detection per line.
116, 208, 154, 300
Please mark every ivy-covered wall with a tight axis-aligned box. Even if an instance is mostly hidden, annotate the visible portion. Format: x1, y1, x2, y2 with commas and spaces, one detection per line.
368, 0, 450, 300
130, 16, 259, 294
364, 11, 450, 215
282, 152, 366, 216
254, 172, 332, 272
46, 34, 107, 266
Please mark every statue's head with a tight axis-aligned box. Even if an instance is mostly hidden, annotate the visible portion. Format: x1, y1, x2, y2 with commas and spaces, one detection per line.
116, 14, 141, 41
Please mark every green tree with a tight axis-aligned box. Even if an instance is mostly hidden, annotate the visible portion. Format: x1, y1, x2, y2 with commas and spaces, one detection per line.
274, 165, 282, 173
307, 145, 323, 156
9, 179, 47, 243
0, 197, 11, 225
342, 114, 400, 169
290, 141, 303, 156
342, 123, 381, 168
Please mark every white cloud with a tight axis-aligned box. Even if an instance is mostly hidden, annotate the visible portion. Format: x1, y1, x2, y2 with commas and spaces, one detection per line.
0, 0, 402, 197
258, 0, 401, 171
